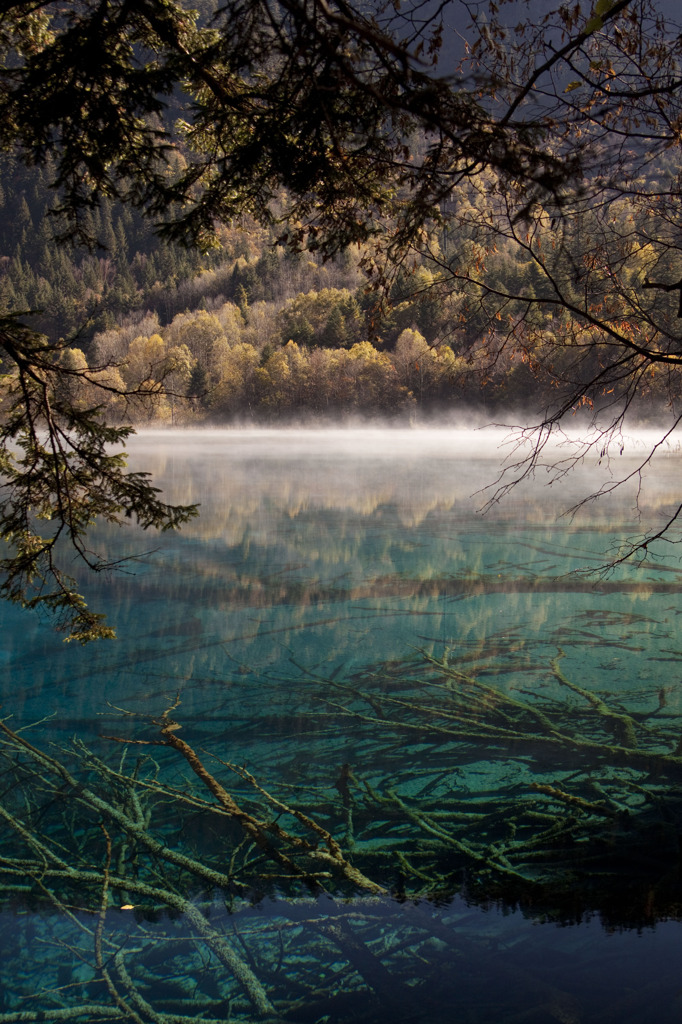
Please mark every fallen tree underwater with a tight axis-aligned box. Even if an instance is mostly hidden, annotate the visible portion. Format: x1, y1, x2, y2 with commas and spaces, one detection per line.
2, 647, 682, 1021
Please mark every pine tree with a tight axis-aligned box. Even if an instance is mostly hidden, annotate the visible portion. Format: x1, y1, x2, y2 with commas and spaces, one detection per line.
320, 306, 347, 349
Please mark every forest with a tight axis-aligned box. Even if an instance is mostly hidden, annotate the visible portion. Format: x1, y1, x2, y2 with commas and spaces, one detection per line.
4, 144, 682, 424
0, 152, 542, 421
4, 0, 682, 430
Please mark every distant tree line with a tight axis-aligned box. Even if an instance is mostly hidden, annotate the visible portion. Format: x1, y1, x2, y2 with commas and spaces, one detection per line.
6, 142, 682, 425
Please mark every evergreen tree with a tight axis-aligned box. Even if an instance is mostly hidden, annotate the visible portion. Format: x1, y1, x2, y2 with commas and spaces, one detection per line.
320, 306, 347, 349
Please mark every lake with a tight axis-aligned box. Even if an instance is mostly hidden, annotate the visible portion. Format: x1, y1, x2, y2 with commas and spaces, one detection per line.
2, 426, 682, 1023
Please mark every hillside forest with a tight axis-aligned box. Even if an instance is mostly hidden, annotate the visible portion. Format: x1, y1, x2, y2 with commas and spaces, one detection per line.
3, 140, 682, 425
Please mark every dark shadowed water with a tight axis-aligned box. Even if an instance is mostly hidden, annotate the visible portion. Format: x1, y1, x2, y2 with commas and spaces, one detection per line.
2, 427, 682, 1023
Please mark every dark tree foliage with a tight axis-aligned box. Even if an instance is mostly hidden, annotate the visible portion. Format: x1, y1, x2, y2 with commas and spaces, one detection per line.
0, 313, 198, 640
1, 0, 682, 637
0, 154, 221, 343
0, 0, 577, 255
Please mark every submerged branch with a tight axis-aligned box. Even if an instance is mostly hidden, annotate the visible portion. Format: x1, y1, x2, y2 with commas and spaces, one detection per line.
155, 701, 387, 896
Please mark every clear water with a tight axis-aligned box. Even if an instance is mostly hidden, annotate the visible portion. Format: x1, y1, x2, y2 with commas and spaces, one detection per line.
2, 427, 682, 1023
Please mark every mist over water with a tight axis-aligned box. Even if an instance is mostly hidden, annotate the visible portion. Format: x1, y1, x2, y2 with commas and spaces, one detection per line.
124, 422, 682, 535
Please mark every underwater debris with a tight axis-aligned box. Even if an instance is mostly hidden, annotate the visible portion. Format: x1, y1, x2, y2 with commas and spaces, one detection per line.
2, 646, 682, 1020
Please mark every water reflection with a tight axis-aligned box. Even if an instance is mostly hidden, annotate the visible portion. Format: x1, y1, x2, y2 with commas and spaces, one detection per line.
119, 426, 682, 539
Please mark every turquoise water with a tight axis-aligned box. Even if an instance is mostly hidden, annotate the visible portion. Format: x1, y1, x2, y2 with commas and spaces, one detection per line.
2, 427, 682, 1022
